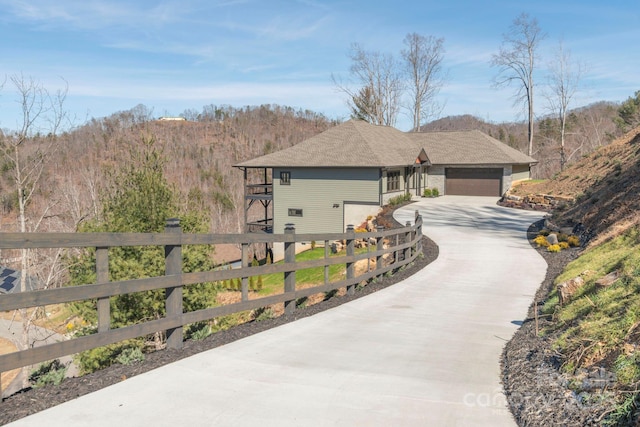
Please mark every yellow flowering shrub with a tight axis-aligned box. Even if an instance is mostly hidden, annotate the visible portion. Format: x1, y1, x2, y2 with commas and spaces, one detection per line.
534, 235, 550, 247
548, 244, 561, 253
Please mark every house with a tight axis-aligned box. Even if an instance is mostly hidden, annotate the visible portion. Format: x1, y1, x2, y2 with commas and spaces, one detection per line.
234, 119, 536, 235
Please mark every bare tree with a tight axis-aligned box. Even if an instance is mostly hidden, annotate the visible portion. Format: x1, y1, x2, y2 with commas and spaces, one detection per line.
546, 41, 585, 170
401, 33, 446, 131
0, 74, 68, 388
333, 43, 403, 127
491, 13, 545, 157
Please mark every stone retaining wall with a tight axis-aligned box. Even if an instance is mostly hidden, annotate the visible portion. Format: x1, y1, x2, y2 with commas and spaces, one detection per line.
500, 190, 574, 212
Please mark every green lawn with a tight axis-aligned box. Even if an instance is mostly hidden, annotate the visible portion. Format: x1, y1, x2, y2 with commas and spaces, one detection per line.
249, 246, 372, 295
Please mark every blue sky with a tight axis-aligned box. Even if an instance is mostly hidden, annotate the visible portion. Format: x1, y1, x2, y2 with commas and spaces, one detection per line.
0, 0, 638, 131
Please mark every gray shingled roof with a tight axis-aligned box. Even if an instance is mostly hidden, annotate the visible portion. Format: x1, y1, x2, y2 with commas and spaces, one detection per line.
235, 120, 536, 168
406, 130, 537, 165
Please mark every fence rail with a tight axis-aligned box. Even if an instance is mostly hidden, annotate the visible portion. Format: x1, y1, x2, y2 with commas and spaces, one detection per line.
0, 212, 423, 385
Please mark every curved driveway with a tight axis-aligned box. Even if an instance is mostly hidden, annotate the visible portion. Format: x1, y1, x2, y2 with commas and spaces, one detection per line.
7, 196, 546, 427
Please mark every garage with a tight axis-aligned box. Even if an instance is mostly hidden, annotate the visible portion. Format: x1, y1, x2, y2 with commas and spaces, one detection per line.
445, 168, 503, 196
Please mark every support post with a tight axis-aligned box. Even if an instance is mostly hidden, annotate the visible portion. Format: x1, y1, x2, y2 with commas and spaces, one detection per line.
264, 168, 269, 230
376, 226, 384, 280
284, 224, 296, 315
241, 243, 249, 301
346, 224, 355, 295
404, 221, 412, 262
165, 218, 183, 350
415, 212, 423, 255
96, 247, 110, 333
324, 240, 329, 285
394, 233, 400, 264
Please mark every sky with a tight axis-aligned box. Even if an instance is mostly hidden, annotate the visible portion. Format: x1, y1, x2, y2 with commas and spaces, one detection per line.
0, 0, 638, 132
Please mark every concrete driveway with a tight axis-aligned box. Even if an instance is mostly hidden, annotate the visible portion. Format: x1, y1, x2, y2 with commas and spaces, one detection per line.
7, 196, 547, 427
0, 319, 78, 397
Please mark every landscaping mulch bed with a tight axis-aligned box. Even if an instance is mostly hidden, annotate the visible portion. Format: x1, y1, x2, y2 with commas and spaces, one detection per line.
502, 219, 624, 426
0, 233, 438, 425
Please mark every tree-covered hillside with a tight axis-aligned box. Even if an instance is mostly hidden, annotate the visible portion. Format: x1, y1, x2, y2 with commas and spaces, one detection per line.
0, 104, 337, 238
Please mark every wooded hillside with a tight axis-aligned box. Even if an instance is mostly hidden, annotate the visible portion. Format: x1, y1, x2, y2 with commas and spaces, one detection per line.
422, 101, 622, 178
0, 104, 336, 236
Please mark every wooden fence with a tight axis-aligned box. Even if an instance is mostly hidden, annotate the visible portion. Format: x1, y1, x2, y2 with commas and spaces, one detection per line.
0, 212, 423, 385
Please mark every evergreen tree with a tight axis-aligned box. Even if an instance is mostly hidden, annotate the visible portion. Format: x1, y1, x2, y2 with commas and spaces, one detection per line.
68, 136, 218, 372
615, 90, 640, 131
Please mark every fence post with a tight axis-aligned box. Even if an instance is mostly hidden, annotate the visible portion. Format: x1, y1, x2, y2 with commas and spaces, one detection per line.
415, 212, 423, 255
284, 223, 296, 315
376, 226, 384, 281
394, 233, 399, 264
165, 218, 183, 350
404, 221, 412, 262
346, 224, 355, 295
241, 243, 249, 301
96, 247, 110, 333
324, 240, 329, 285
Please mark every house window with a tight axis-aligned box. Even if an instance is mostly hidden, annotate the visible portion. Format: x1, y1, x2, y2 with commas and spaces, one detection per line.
387, 170, 400, 192
280, 171, 291, 185
288, 208, 303, 217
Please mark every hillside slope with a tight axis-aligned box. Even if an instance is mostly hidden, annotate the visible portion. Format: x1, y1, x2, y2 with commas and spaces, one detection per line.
511, 126, 640, 245
504, 126, 640, 425
0, 105, 336, 236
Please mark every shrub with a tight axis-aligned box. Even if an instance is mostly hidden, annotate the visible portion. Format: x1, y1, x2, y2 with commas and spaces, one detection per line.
115, 346, 145, 365
559, 241, 570, 250
29, 359, 67, 388
387, 192, 412, 206
534, 235, 550, 247
557, 233, 569, 242
184, 322, 212, 341
423, 188, 433, 197
567, 235, 580, 247
323, 289, 339, 300
75, 339, 144, 374
548, 244, 561, 253
355, 227, 367, 233
253, 307, 275, 321
431, 187, 439, 197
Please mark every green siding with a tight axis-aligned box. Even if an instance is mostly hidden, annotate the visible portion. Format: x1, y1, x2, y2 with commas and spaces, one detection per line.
512, 164, 531, 182
273, 168, 380, 234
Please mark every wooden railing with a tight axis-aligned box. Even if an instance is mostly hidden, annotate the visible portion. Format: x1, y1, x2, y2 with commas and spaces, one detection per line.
0, 212, 423, 382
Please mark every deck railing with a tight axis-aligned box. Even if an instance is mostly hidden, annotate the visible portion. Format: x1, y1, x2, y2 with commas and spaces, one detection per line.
0, 212, 422, 387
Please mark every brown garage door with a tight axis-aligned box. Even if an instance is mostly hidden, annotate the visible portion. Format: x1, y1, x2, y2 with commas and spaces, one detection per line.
445, 168, 503, 196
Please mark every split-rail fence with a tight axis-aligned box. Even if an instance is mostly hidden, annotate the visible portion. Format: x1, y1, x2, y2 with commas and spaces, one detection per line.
0, 212, 423, 389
